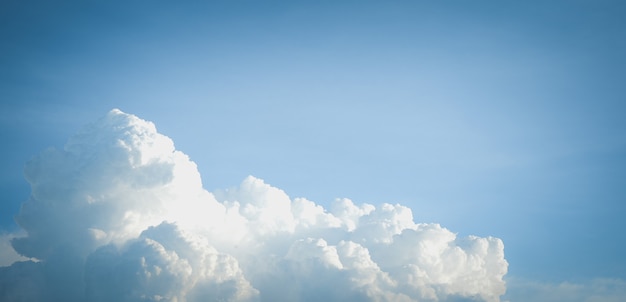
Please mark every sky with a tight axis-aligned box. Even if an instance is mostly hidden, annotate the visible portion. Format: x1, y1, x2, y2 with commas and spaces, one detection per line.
1, 0, 625, 301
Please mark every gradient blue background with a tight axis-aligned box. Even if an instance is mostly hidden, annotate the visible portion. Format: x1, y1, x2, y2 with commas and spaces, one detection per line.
1, 0, 625, 295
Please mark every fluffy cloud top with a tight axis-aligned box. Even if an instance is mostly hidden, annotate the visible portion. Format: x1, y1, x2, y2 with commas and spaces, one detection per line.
1, 109, 508, 301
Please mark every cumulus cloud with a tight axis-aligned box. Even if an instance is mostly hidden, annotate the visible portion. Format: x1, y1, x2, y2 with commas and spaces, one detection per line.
85, 222, 258, 302
0, 109, 508, 301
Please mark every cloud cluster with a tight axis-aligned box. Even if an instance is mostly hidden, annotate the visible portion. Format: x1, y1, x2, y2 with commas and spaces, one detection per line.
1, 109, 508, 301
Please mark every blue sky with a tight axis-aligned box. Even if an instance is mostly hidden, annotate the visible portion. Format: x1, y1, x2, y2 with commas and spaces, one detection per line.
1, 0, 625, 300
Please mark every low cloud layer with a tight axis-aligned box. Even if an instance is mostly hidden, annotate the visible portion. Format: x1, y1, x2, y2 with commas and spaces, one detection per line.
503, 277, 626, 302
1, 109, 508, 301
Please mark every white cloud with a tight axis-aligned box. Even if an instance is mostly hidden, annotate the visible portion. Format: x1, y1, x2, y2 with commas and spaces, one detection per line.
85, 222, 258, 302
0, 109, 508, 301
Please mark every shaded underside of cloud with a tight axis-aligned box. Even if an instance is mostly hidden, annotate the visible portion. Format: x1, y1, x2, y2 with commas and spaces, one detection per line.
1, 109, 508, 301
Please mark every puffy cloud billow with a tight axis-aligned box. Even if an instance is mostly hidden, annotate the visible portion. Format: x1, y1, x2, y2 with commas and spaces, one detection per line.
0, 109, 508, 301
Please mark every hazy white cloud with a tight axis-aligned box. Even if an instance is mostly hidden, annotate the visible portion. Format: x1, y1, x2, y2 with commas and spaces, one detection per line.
504, 277, 626, 302
0, 109, 508, 301
0, 232, 30, 267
